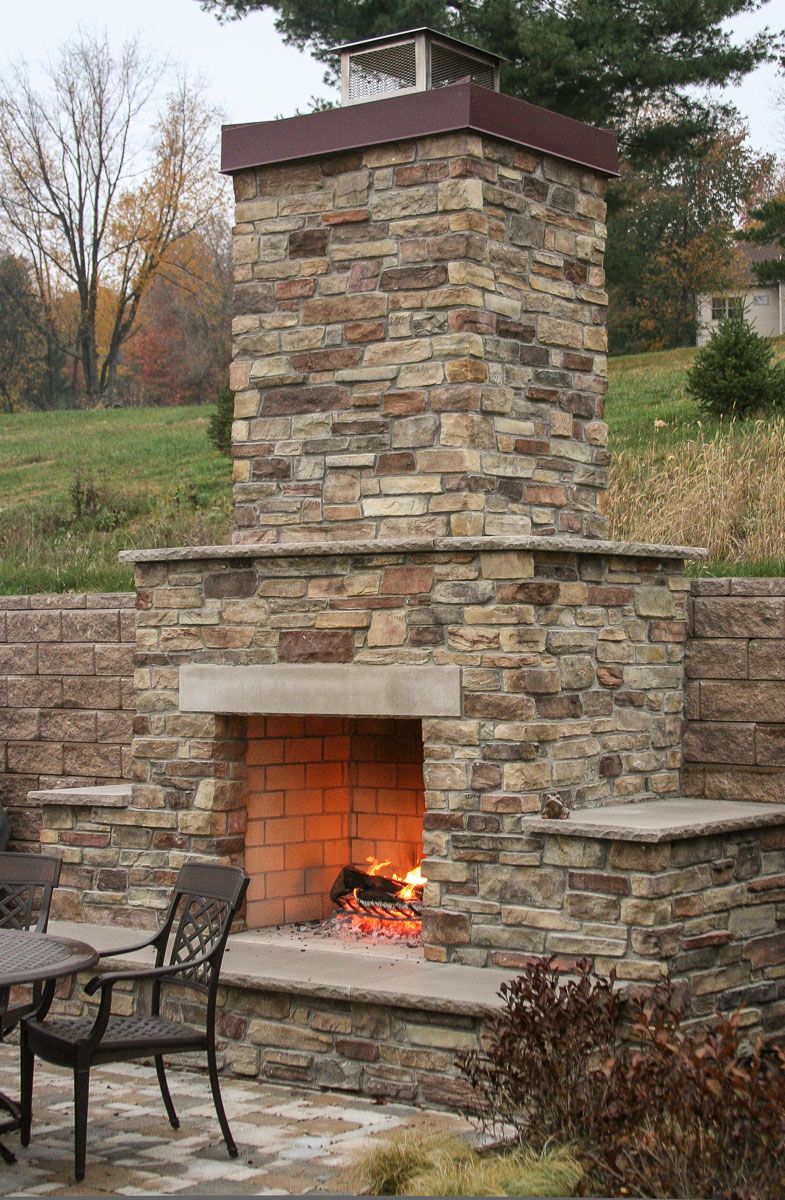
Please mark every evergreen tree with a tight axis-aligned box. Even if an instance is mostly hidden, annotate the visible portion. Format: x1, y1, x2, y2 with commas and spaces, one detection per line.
198, 0, 780, 167
738, 198, 785, 285
686, 315, 785, 418
208, 385, 235, 455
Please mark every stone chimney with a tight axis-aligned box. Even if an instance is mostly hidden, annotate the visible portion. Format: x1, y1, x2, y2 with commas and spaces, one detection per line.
222, 38, 617, 545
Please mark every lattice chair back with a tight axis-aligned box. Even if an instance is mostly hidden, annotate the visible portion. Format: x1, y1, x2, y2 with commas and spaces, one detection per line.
158, 863, 248, 995
0, 852, 62, 933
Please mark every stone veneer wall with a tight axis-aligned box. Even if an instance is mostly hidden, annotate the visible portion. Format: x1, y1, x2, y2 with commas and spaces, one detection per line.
125, 541, 689, 963
230, 132, 610, 544
0, 593, 135, 848
683, 579, 785, 802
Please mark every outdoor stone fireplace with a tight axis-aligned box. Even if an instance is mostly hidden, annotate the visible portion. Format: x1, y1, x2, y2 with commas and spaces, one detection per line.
27, 31, 785, 1097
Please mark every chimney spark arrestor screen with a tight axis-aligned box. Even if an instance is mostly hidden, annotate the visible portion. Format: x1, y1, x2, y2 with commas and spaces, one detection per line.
337, 28, 504, 105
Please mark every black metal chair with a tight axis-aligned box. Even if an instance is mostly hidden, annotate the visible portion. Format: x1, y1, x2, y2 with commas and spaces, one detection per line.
20, 862, 249, 1182
0, 851, 62, 1164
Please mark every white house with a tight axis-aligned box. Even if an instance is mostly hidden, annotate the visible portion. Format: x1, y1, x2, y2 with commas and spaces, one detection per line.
696, 243, 785, 345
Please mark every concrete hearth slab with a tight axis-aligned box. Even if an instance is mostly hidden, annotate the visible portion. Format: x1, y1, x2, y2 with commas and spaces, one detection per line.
521, 797, 785, 842
49, 921, 509, 1016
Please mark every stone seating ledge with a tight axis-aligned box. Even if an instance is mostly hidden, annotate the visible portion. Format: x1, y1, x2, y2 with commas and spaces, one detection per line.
522, 798, 785, 842
48, 919, 510, 1018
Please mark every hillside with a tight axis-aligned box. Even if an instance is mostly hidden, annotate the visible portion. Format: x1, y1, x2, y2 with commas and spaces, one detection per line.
0, 406, 232, 594
606, 336, 785, 574
1, 337, 785, 593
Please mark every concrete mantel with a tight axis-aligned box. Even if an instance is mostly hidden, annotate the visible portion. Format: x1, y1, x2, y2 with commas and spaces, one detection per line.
179, 663, 462, 718
120, 534, 707, 565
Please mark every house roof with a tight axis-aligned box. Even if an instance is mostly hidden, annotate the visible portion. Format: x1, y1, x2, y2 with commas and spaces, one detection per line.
738, 241, 783, 284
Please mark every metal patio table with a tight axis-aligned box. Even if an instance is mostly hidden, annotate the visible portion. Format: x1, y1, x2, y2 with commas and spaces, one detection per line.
0, 928, 97, 1163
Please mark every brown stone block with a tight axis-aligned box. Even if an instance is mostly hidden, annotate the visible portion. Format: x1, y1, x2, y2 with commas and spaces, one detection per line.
422, 909, 471, 946
568, 870, 629, 896
62, 676, 121, 710
0, 709, 40, 740
692, 597, 784, 639
745, 931, 785, 969
345, 321, 385, 344
683, 721, 754, 765
39, 711, 96, 742
278, 630, 353, 663
38, 643, 95, 675
63, 743, 122, 777
0, 645, 37, 674
95, 644, 134, 675
380, 566, 433, 594
6, 611, 61, 642
749, 640, 785, 680
261, 384, 348, 417
701, 766, 785, 802
755, 725, 785, 766
7, 741, 63, 774
701, 681, 785, 722
61, 610, 120, 642
6, 676, 61, 707
587, 586, 632, 607
204, 570, 257, 599
687, 639, 748, 680
288, 228, 328, 257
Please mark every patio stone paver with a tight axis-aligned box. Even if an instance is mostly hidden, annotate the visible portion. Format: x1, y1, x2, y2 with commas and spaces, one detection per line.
0, 1045, 472, 1196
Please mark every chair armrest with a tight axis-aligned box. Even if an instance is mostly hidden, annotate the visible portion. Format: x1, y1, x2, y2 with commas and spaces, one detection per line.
83, 955, 211, 996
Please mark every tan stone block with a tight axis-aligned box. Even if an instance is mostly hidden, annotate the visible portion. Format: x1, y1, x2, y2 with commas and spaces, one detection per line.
367, 610, 407, 647
583, 326, 607, 351
479, 551, 534, 579
538, 316, 583, 348
364, 338, 431, 366
437, 179, 484, 210
440, 412, 495, 449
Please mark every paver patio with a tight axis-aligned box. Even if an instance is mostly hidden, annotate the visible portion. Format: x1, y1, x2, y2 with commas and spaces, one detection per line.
0, 1045, 472, 1196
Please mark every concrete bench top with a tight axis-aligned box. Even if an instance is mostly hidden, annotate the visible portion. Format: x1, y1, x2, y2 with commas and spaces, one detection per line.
521, 798, 785, 843
49, 921, 510, 1016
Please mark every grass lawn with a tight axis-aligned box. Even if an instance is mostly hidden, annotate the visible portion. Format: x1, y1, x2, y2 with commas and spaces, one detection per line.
605, 336, 785, 575
2, 335, 785, 593
0, 405, 232, 594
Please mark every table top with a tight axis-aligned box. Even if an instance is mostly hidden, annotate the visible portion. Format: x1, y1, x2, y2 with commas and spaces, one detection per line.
0, 928, 98, 989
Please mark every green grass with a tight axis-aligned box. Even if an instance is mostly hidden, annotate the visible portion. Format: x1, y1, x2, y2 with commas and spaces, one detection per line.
3, 335, 785, 593
0, 405, 232, 594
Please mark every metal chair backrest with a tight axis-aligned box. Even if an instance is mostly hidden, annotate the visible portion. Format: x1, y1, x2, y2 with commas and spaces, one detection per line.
0, 852, 62, 933
156, 863, 248, 996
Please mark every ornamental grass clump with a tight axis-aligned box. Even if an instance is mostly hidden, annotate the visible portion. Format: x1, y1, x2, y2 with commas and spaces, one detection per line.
459, 958, 785, 1200
686, 315, 785, 417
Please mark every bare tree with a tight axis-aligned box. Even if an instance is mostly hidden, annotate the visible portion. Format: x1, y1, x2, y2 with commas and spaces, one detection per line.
0, 31, 225, 405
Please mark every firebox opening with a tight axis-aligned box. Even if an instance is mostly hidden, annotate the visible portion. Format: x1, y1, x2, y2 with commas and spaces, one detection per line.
244, 715, 425, 929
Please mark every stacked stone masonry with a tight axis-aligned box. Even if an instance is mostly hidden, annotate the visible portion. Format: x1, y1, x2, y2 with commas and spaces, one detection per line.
122, 543, 688, 962
0, 594, 134, 849
684, 578, 785, 803
229, 132, 610, 544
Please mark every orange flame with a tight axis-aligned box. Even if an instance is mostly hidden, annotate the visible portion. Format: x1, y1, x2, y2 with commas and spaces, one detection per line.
397, 863, 427, 900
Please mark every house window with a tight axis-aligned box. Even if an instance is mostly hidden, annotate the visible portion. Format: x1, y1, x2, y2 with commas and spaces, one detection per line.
752, 294, 770, 306
711, 296, 744, 322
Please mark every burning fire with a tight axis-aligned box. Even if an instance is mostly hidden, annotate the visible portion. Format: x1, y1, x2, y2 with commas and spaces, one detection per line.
333, 857, 427, 939
364, 857, 427, 901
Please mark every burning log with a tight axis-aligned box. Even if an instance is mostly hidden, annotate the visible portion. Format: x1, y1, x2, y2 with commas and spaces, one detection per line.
329, 866, 400, 905
330, 862, 425, 924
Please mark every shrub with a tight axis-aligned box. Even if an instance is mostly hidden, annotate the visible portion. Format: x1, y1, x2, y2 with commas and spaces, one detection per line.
208, 385, 234, 455
459, 958, 620, 1148
459, 959, 785, 1199
686, 315, 785, 417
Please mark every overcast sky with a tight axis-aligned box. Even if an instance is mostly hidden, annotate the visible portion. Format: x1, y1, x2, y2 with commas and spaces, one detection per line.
2, 0, 782, 154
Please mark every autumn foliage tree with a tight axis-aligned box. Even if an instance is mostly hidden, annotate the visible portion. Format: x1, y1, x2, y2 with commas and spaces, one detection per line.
0, 31, 227, 406
607, 121, 775, 351
128, 222, 232, 406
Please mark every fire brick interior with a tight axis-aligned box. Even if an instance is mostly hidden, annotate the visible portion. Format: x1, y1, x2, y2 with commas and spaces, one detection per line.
244, 715, 424, 927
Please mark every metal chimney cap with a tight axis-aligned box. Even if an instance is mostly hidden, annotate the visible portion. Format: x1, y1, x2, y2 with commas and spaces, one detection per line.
332, 27, 508, 107
328, 27, 509, 63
